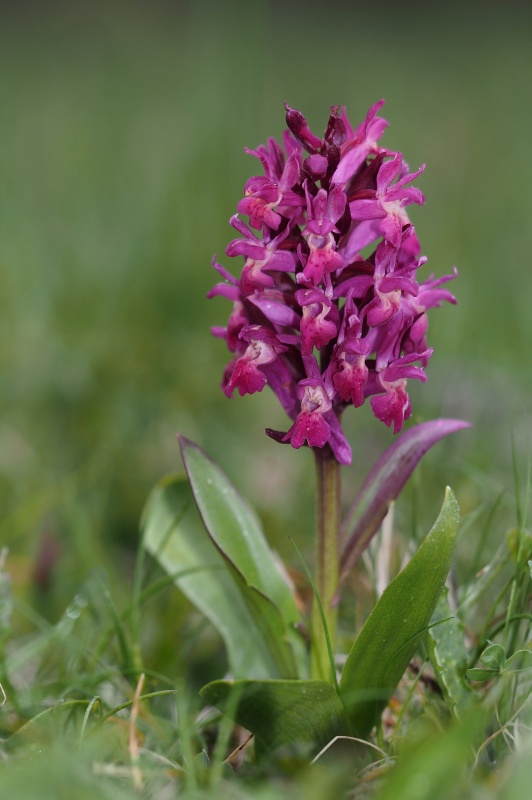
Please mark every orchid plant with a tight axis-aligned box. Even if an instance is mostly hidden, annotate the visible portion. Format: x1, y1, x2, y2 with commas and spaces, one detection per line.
142, 101, 470, 757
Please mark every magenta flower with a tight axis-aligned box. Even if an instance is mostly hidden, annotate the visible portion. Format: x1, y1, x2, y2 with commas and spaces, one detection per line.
209, 102, 456, 465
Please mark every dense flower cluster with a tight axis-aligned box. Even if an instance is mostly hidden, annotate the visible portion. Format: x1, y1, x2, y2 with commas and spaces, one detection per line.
209, 101, 456, 465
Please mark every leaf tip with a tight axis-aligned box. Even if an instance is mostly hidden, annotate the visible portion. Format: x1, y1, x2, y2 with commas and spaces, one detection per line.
444, 485, 460, 519
177, 434, 207, 465
177, 432, 192, 450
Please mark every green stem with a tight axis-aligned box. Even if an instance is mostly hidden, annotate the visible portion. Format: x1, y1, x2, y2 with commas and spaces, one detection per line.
310, 446, 341, 681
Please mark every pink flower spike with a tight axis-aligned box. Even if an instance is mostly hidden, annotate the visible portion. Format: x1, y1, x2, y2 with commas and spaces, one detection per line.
210, 101, 460, 463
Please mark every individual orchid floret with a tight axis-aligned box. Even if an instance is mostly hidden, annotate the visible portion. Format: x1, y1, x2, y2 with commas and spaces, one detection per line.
332, 99, 389, 185
238, 149, 302, 230
363, 240, 420, 328
331, 352, 369, 408
226, 216, 297, 294
298, 184, 346, 286
283, 378, 333, 450
296, 287, 339, 355
224, 325, 288, 397
369, 352, 431, 433
400, 269, 457, 356
210, 100, 457, 464
349, 152, 425, 247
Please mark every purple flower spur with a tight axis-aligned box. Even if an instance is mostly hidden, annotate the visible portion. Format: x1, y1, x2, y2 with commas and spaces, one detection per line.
209, 101, 456, 465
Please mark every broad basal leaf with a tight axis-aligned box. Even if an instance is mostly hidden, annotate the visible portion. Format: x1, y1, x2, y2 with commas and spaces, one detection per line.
339, 487, 460, 736
142, 474, 283, 678
178, 437, 304, 678
179, 436, 300, 625
200, 678, 349, 754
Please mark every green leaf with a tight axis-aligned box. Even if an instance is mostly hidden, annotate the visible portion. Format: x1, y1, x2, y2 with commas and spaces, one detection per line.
200, 678, 349, 754
466, 668, 498, 682
480, 643, 506, 671
179, 436, 299, 624
224, 569, 302, 679
427, 589, 476, 718
504, 649, 532, 673
339, 487, 460, 736
142, 474, 281, 678
179, 436, 303, 678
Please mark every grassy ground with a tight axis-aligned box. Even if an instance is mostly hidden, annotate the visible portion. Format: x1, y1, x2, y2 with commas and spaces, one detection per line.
1, 1, 532, 796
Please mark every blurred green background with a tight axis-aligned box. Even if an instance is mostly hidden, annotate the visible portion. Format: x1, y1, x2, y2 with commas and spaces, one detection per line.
1, 0, 531, 617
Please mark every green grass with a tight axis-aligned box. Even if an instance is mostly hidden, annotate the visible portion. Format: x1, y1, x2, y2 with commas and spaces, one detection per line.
1, 483, 532, 798
1, 0, 532, 795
